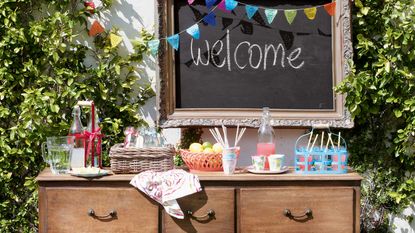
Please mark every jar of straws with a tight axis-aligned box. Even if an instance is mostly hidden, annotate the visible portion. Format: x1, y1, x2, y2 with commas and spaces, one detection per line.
294, 125, 348, 174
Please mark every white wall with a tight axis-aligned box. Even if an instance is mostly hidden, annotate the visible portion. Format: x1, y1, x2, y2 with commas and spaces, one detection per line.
107, 0, 414, 231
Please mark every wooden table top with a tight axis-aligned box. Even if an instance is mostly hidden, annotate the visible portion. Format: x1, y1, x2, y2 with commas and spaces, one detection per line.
36, 167, 362, 182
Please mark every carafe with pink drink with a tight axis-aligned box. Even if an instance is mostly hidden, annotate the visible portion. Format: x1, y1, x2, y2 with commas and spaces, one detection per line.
256, 107, 276, 169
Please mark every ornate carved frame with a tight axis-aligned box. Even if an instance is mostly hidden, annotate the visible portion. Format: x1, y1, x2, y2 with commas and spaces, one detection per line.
157, 0, 353, 128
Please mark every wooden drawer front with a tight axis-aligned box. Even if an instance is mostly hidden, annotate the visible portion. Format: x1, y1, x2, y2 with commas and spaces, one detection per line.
240, 187, 354, 233
43, 187, 158, 233
163, 188, 235, 233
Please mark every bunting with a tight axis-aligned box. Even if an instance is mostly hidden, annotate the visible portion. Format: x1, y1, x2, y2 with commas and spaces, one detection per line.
203, 12, 216, 26
147, 40, 160, 56
264, 9, 278, 24
88, 20, 105, 37
245, 5, 258, 19
218, 0, 229, 12
167, 34, 180, 50
109, 33, 123, 48
324, 2, 336, 16
304, 7, 317, 20
284, 10, 297, 25
157, 1, 338, 51
205, 0, 217, 8
225, 0, 238, 11
186, 24, 200, 39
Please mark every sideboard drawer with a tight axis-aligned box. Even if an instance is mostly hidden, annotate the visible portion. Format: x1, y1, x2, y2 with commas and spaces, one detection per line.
41, 187, 158, 233
240, 187, 355, 233
163, 188, 235, 233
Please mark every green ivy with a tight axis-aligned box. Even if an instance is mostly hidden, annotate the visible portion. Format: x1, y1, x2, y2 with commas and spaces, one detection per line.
336, 0, 415, 232
0, 0, 154, 232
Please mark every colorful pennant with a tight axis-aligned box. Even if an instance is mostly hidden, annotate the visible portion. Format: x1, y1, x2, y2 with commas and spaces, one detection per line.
264, 9, 278, 24
109, 33, 123, 48
225, 0, 238, 11
205, 0, 217, 8
88, 20, 105, 37
203, 12, 216, 26
284, 10, 297, 25
167, 34, 180, 50
148, 40, 160, 55
150, 1, 337, 55
245, 5, 258, 19
304, 7, 317, 20
218, 0, 230, 12
324, 2, 336, 16
186, 24, 200, 39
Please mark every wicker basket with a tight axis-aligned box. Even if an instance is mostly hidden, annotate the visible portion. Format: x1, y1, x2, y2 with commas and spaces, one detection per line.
179, 149, 223, 172
109, 143, 175, 174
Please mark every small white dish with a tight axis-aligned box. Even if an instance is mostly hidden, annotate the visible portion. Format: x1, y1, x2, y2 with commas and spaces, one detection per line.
247, 166, 289, 174
69, 168, 110, 178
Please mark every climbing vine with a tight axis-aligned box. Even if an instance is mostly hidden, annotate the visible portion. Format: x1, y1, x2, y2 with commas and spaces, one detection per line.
0, 0, 154, 231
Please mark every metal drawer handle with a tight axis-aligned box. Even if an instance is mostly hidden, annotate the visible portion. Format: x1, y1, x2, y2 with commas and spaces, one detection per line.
187, 209, 215, 220
88, 208, 117, 219
283, 208, 312, 219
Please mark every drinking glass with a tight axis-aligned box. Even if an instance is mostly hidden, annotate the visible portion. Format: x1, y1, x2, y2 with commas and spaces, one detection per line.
42, 136, 74, 174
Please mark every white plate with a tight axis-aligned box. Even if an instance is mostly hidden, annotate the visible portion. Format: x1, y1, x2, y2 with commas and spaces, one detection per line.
247, 166, 289, 174
69, 169, 110, 178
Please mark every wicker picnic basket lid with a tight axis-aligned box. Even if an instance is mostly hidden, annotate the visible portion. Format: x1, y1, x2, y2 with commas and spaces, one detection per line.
109, 143, 175, 174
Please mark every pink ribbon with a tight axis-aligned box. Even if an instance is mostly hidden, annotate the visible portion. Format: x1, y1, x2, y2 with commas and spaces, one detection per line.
84, 128, 103, 165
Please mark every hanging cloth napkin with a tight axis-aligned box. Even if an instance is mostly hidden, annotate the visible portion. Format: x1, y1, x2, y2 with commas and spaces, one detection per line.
130, 169, 202, 219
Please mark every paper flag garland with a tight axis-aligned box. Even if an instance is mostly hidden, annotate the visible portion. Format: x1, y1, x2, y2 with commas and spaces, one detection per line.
186, 24, 200, 39
245, 5, 258, 19
284, 10, 297, 25
324, 2, 336, 16
203, 12, 216, 26
264, 9, 278, 24
218, 0, 230, 12
225, 0, 238, 11
188, 0, 195, 4
167, 34, 180, 50
88, 20, 105, 37
304, 7, 317, 20
110, 33, 123, 48
205, 0, 217, 8
148, 40, 160, 55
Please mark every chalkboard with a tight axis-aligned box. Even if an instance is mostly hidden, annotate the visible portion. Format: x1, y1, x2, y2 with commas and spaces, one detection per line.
175, 0, 333, 109
158, 0, 353, 128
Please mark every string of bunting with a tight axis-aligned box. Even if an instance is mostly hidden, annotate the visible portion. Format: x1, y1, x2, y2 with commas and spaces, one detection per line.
147, 0, 336, 55
85, 0, 124, 49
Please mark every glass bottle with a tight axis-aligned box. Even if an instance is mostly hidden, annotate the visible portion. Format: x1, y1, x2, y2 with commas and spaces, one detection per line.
68, 105, 85, 168
256, 107, 276, 169
87, 109, 101, 167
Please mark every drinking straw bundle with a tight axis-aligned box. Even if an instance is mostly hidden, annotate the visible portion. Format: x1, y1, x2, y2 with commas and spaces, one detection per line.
209, 124, 246, 148
305, 131, 343, 152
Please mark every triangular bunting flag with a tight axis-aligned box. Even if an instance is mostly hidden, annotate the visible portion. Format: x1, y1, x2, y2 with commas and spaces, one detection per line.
109, 33, 123, 48
186, 24, 200, 39
88, 20, 105, 37
284, 10, 297, 25
264, 9, 278, 24
205, 0, 217, 8
167, 34, 179, 51
324, 2, 336, 16
245, 5, 258, 19
147, 40, 160, 56
203, 12, 216, 26
225, 0, 238, 11
304, 7, 317, 20
218, 0, 230, 12
188, 0, 195, 4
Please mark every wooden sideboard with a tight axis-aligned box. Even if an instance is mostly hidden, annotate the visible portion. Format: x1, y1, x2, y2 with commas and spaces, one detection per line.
36, 168, 361, 233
